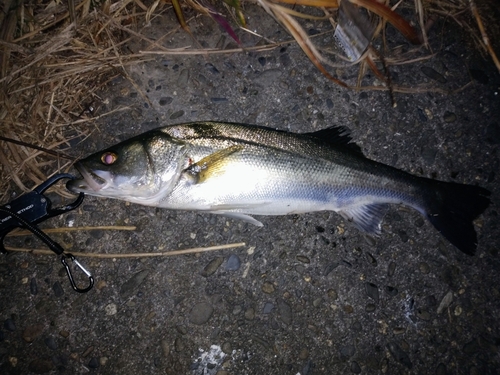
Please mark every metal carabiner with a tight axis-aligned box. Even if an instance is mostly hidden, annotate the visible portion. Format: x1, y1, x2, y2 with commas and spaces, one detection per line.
61, 253, 94, 293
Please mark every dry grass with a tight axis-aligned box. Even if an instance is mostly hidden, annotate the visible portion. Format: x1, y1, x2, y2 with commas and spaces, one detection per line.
0, 0, 498, 202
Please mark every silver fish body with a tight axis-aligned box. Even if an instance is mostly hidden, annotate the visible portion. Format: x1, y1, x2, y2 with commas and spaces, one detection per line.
67, 122, 490, 255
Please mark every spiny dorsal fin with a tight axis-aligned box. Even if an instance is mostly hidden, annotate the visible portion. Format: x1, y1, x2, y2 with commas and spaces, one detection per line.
305, 126, 363, 154
185, 145, 244, 183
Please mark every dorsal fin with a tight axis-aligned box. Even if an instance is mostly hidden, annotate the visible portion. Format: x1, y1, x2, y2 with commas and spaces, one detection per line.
304, 126, 363, 154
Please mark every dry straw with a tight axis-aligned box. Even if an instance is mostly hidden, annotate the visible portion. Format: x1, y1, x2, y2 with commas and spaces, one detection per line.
0, 0, 498, 198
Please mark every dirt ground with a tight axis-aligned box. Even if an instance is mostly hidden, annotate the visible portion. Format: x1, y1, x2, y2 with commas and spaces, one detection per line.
1, 4, 500, 375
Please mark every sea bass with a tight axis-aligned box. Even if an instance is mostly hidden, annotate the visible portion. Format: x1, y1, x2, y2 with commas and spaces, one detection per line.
67, 122, 490, 255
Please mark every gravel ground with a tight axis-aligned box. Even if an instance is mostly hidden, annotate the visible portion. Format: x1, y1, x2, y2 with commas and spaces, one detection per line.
1, 4, 500, 375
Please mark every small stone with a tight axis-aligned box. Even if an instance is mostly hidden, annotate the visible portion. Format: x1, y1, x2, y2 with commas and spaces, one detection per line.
351, 361, 361, 374
120, 269, 149, 299
387, 261, 396, 277
387, 342, 412, 369
96, 280, 107, 290
59, 330, 70, 338
225, 254, 241, 271
365, 252, 377, 266
159, 97, 173, 106
262, 281, 275, 294
437, 291, 453, 314
44, 336, 58, 350
105, 303, 117, 316
189, 302, 214, 325
340, 345, 355, 358
161, 340, 170, 357
328, 289, 338, 300
365, 282, 379, 303
169, 110, 184, 120
4, 318, 16, 332
385, 286, 398, 297
52, 281, 64, 297
454, 305, 463, 316
344, 305, 354, 314
244, 307, 255, 320
419, 262, 430, 274
222, 341, 232, 354
296, 255, 310, 264
393, 327, 406, 335
232, 305, 242, 315
100, 357, 109, 366
416, 309, 431, 321
421, 66, 446, 83
298, 348, 309, 360
82, 346, 94, 357
88, 357, 99, 369
30, 278, 38, 295
201, 257, 224, 277
23, 324, 44, 343
443, 111, 457, 123
262, 302, 274, 314
365, 303, 376, 312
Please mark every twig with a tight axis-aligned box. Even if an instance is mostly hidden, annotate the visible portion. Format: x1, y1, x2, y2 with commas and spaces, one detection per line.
469, 0, 500, 72
4, 242, 247, 258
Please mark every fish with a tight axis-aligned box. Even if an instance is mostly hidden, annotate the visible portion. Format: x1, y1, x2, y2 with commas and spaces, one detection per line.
66, 121, 491, 255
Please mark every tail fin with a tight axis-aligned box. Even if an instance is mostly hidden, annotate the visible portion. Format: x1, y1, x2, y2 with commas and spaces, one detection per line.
424, 181, 490, 255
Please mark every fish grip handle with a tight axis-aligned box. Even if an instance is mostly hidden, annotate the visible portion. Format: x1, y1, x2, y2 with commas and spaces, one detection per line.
0, 174, 94, 293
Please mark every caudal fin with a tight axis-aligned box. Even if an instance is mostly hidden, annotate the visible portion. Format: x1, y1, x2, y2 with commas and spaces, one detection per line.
424, 181, 490, 255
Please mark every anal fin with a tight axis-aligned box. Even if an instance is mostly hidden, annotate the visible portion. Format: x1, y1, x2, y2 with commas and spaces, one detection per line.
339, 204, 389, 235
209, 211, 264, 227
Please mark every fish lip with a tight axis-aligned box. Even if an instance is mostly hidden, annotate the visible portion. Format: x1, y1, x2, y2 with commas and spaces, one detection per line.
74, 162, 106, 192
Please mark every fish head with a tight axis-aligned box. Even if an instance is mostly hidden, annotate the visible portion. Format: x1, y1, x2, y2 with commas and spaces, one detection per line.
67, 131, 187, 204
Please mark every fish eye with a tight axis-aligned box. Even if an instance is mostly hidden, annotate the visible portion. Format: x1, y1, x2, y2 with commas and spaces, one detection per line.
101, 151, 118, 165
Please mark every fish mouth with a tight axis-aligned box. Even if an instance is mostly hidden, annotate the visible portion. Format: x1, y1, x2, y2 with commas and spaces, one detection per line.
67, 162, 107, 193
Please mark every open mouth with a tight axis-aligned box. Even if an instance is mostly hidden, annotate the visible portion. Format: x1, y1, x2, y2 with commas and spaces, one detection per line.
69, 162, 107, 192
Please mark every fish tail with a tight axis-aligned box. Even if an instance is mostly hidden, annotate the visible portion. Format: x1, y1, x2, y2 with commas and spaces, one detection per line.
423, 180, 490, 255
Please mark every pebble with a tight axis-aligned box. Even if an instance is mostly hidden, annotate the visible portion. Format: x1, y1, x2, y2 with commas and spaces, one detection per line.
365, 252, 377, 267
298, 348, 309, 360
232, 305, 242, 315
385, 286, 398, 297
189, 302, 214, 325
421, 66, 447, 83
201, 257, 224, 277
386, 341, 413, 369
365, 282, 379, 304
365, 303, 376, 312
159, 97, 173, 106
23, 324, 44, 343
351, 361, 361, 373
443, 111, 457, 123
437, 290, 453, 314
105, 303, 117, 316
4, 318, 16, 332
88, 357, 99, 369
387, 261, 396, 277
262, 302, 274, 314
169, 110, 184, 120
416, 308, 431, 320
244, 307, 255, 320
419, 262, 430, 274
222, 341, 232, 354
340, 345, 355, 358
262, 281, 275, 294
296, 255, 310, 264
225, 254, 241, 271
30, 278, 38, 295
52, 281, 64, 297
119, 269, 149, 299
44, 336, 58, 350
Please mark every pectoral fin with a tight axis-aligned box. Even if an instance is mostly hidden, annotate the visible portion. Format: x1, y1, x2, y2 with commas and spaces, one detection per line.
339, 203, 389, 235
185, 145, 244, 184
